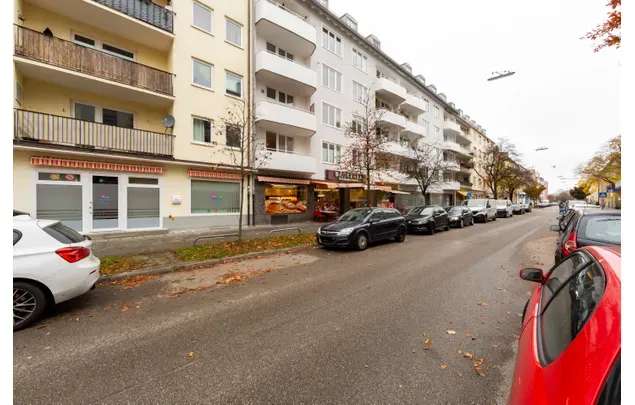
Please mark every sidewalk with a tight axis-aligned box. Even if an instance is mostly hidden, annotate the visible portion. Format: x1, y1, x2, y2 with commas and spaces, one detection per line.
90, 221, 321, 257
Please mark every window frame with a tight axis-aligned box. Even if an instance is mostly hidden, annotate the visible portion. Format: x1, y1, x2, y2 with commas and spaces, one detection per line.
192, 116, 213, 144
225, 70, 243, 98
224, 123, 242, 148
190, 179, 241, 216
322, 102, 342, 129
322, 64, 342, 93
321, 26, 342, 56
192, 57, 214, 89
352, 81, 368, 104
321, 141, 342, 164
13, 229, 22, 246
192, 1, 213, 34
352, 48, 368, 73
225, 17, 243, 47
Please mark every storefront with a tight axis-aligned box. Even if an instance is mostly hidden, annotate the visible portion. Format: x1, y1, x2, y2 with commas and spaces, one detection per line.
255, 176, 312, 224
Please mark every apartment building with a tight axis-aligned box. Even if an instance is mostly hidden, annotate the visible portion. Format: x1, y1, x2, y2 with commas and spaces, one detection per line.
13, 0, 250, 233
465, 121, 496, 199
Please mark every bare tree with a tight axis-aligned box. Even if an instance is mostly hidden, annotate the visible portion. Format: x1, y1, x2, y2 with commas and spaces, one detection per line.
339, 94, 391, 206
403, 141, 452, 199
216, 99, 270, 240
473, 139, 520, 199
500, 162, 531, 201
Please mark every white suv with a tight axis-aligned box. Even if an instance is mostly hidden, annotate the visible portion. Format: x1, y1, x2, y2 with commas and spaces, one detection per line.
13, 213, 100, 330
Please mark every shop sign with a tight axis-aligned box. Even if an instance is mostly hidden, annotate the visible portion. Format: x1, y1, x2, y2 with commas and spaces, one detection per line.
325, 170, 364, 182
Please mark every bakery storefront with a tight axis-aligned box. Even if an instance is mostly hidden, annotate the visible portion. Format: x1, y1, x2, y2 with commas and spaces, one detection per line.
256, 176, 312, 225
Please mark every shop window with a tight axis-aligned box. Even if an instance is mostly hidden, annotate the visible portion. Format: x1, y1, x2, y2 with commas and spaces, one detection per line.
36, 183, 83, 231
191, 180, 240, 214
265, 184, 308, 215
127, 186, 160, 229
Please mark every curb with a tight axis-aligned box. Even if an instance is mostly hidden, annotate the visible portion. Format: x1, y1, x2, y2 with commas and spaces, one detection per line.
99, 244, 316, 281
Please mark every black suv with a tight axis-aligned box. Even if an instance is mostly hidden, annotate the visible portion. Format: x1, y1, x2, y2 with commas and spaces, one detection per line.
316, 207, 407, 250
405, 205, 449, 234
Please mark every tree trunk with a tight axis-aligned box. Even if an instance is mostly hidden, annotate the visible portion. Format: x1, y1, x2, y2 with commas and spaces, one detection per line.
366, 165, 371, 207
237, 151, 244, 241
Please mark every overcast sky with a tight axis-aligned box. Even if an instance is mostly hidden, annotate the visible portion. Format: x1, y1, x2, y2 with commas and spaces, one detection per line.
329, 0, 619, 193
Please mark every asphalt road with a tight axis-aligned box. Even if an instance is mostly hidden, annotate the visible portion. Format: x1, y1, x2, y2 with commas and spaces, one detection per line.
14, 207, 559, 405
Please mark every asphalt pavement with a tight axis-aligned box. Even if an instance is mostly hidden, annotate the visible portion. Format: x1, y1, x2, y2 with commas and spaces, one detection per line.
14, 207, 559, 405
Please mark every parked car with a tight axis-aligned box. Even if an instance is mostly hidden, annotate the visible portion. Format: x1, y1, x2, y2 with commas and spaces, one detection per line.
552, 209, 621, 265
466, 199, 497, 223
316, 207, 406, 251
512, 203, 525, 215
495, 199, 514, 218
509, 246, 620, 405
13, 214, 100, 330
567, 199, 588, 210
446, 206, 474, 228
405, 205, 449, 234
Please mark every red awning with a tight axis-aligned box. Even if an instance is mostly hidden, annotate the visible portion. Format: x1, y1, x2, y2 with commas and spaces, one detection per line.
188, 169, 241, 181
257, 176, 311, 185
312, 181, 365, 189
31, 156, 163, 174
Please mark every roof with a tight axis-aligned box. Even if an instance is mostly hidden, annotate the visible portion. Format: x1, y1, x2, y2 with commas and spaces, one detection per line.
579, 208, 621, 216
585, 246, 621, 280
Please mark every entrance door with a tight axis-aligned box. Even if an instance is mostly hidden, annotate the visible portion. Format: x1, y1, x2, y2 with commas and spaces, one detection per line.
92, 175, 119, 230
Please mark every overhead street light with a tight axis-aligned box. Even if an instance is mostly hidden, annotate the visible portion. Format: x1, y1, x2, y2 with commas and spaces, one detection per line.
535, 147, 549, 151
487, 70, 516, 81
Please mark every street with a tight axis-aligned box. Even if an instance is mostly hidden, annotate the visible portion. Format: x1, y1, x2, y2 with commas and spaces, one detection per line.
14, 208, 558, 405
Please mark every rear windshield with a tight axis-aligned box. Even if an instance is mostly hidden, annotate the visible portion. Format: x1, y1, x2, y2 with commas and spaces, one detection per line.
448, 207, 463, 215
338, 208, 371, 222
579, 216, 621, 245
467, 199, 487, 207
408, 207, 435, 216
43, 222, 85, 244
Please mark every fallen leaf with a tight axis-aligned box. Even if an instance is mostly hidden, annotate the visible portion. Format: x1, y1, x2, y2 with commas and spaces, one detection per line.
440, 363, 448, 369
121, 305, 129, 312
423, 338, 432, 350
463, 352, 474, 359
478, 302, 489, 307
186, 351, 195, 359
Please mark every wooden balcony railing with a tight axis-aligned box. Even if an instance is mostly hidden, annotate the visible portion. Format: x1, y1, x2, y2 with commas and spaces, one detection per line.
92, 0, 174, 33
14, 109, 174, 157
14, 25, 173, 96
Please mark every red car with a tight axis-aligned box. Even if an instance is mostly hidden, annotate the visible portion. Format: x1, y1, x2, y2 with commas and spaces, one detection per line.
508, 246, 620, 405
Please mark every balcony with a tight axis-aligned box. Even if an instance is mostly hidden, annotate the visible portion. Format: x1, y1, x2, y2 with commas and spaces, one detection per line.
375, 77, 407, 104
255, 101, 316, 137
24, 0, 173, 50
444, 119, 471, 144
255, 51, 317, 97
384, 142, 415, 159
255, 0, 317, 58
440, 181, 461, 191
260, 150, 317, 174
14, 109, 174, 157
444, 142, 473, 159
377, 109, 406, 130
14, 26, 174, 106
401, 120, 426, 138
401, 94, 426, 115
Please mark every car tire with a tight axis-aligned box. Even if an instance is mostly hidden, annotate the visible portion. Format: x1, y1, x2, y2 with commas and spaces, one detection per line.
459, 219, 465, 228
470, 217, 474, 226
13, 281, 47, 331
395, 228, 406, 243
444, 224, 450, 231
428, 224, 435, 235
354, 233, 369, 251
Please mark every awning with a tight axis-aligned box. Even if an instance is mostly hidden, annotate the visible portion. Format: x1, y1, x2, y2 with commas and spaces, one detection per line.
312, 181, 365, 189
31, 156, 164, 174
257, 176, 311, 185
457, 190, 468, 197
188, 169, 241, 180
389, 189, 411, 195
371, 185, 394, 192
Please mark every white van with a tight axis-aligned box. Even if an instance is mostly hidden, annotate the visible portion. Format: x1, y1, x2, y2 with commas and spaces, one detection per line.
466, 199, 497, 223
495, 199, 513, 218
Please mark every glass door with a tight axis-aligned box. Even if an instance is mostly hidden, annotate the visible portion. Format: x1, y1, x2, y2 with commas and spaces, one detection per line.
92, 175, 119, 230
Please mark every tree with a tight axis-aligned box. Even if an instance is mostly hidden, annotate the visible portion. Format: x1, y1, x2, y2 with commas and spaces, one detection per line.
473, 139, 520, 199
583, 0, 621, 52
569, 186, 589, 200
403, 141, 452, 199
578, 135, 621, 188
216, 99, 269, 241
524, 182, 546, 201
499, 163, 531, 201
339, 94, 391, 205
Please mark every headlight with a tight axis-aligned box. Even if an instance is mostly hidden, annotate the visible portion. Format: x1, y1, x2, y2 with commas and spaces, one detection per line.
338, 227, 355, 236
317, 226, 322, 234
450, 216, 459, 221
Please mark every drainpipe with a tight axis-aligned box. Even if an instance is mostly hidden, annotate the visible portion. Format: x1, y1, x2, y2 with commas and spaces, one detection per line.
246, 0, 253, 226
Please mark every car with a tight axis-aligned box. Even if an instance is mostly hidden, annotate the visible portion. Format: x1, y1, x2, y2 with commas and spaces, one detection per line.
13, 214, 100, 330
512, 203, 525, 215
552, 209, 620, 265
495, 199, 513, 218
405, 205, 449, 234
508, 246, 620, 405
316, 207, 407, 250
465, 199, 497, 223
567, 199, 588, 210
446, 206, 474, 228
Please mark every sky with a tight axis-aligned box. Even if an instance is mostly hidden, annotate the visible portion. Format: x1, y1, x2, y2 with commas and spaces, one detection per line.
328, 0, 620, 194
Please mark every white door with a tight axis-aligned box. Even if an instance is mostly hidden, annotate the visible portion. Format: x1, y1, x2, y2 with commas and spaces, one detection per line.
91, 175, 121, 231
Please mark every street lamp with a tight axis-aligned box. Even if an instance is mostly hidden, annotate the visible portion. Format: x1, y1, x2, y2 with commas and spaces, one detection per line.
487, 70, 516, 81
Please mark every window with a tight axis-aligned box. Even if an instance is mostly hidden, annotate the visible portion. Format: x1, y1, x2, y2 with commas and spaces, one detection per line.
322, 27, 342, 55
37, 174, 83, 231
127, 177, 160, 229
225, 18, 242, 46
73, 34, 96, 47
423, 99, 430, 112
73, 34, 134, 60
193, 1, 213, 33
266, 131, 294, 153
102, 43, 134, 59
43, 222, 85, 244
433, 105, 441, 120
352, 48, 367, 72
322, 65, 342, 92
225, 124, 241, 148
102, 109, 133, 128
74, 103, 96, 122
322, 103, 342, 128
193, 58, 213, 88
435, 126, 441, 137
13, 230, 22, 246
351, 116, 363, 134
422, 119, 430, 135
191, 180, 240, 214
193, 117, 212, 143
540, 261, 605, 364
266, 42, 294, 61
579, 216, 621, 245
225, 71, 242, 97
266, 88, 294, 105
352, 81, 368, 103
322, 141, 341, 164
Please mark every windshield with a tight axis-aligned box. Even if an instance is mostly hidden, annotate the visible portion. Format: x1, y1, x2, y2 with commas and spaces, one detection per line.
568, 200, 587, 207
448, 207, 463, 215
496, 201, 507, 207
338, 208, 372, 222
467, 199, 487, 208
580, 216, 621, 245
408, 207, 434, 216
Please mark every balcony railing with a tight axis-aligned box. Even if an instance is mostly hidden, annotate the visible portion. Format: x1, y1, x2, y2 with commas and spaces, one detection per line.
14, 25, 173, 96
14, 109, 174, 157
92, 0, 174, 33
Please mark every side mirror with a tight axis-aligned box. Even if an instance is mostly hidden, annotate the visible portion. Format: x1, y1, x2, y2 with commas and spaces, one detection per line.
519, 268, 545, 283
549, 224, 560, 232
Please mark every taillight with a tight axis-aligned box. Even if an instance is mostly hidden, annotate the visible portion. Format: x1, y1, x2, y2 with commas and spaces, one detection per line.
562, 231, 578, 257
56, 246, 91, 263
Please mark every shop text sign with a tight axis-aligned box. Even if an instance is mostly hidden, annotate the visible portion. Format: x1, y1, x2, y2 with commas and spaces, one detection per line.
325, 170, 364, 182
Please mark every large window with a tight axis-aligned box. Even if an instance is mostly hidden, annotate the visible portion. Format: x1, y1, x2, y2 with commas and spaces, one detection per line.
265, 184, 308, 215
193, 117, 212, 143
352, 48, 368, 72
266, 87, 294, 105
102, 108, 133, 128
191, 180, 240, 214
193, 58, 213, 89
352, 81, 368, 103
322, 141, 341, 164
322, 103, 342, 128
225, 71, 242, 98
322, 65, 342, 92
225, 124, 241, 148
266, 131, 294, 153
127, 177, 160, 229
193, 1, 213, 33
322, 27, 342, 55
225, 18, 242, 47
36, 172, 83, 231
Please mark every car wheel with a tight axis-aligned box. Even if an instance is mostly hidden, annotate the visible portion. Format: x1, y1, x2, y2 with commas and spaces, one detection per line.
459, 219, 465, 228
395, 228, 406, 243
355, 233, 368, 251
470, 217, 474, 226
444, 224, 450, 231
428, 224, 435, 235
13, 281, 47, 331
